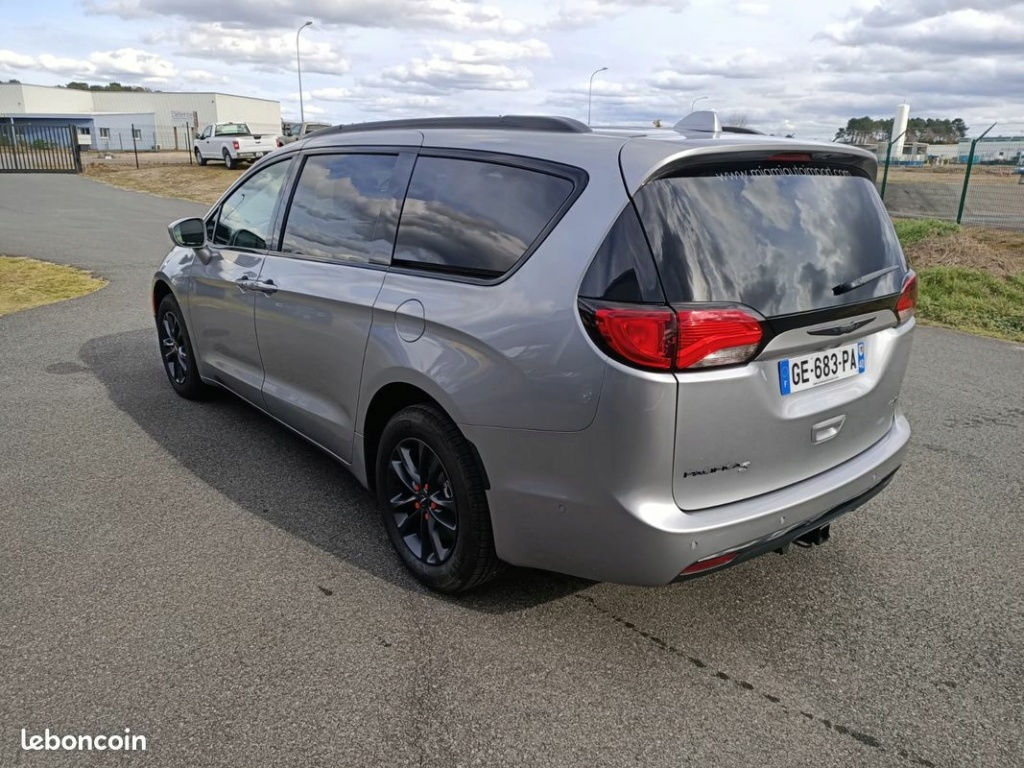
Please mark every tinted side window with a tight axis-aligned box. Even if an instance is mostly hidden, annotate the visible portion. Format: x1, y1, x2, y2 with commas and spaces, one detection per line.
212, 160, 291, 250
578, 204, 664, 303
281, 154, 400, 264
393, 156, 574, 278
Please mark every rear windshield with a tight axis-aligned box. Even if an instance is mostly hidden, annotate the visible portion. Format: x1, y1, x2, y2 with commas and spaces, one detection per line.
633, 169, 906, 317
215, 123, 251, 136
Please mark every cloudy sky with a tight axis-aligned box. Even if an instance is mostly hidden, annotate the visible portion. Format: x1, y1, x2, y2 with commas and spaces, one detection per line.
2, 0, 1023, 139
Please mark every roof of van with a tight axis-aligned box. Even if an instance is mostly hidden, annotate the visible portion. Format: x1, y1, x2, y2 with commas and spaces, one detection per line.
295, 114, 878, 190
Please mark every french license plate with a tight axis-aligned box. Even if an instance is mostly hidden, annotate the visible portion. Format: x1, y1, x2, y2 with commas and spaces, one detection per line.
779, 342, 865, 395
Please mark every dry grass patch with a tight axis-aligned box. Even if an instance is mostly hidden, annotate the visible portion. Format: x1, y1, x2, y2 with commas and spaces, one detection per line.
84, 163, 242, 206
0, 256, 107, 316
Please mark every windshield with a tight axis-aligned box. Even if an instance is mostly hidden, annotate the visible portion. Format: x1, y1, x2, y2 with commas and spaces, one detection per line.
633, 169, 907, 317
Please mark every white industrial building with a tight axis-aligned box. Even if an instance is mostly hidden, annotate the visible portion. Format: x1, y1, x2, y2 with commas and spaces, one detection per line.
0, 82, 281, 151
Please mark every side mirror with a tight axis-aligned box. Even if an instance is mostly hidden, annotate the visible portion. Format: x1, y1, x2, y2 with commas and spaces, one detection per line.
168, 217, 207, 248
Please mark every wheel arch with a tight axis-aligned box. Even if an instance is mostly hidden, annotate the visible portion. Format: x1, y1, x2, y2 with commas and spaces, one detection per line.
361, 381, 490, 494
152, 277, 174, 317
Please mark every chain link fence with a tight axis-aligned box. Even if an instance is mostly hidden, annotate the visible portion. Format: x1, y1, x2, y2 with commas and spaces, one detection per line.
878, 131, 1024, 231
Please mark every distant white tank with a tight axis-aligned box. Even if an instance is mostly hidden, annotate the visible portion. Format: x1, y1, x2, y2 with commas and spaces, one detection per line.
893, 103, 910, 159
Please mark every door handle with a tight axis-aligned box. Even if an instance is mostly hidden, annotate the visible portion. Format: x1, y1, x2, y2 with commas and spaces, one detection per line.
235, 277, 277, 295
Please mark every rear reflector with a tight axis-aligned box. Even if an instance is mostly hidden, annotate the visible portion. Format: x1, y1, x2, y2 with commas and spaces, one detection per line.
681, 552, 738, 575
896, 271, 918, 324
586, 304, 764, 371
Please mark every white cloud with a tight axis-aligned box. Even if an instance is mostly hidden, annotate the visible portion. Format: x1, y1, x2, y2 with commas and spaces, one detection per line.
89, 48, 176, 79
179, 23, 349, 75
182, 68, 229, 85
365, 56, 533, 94
735, 2, 770, 16
0, 50, 37, 69
85, 0, 534, 34
440, 39, 552, 64
0, 48, 176, 80
548, 0, 688, 29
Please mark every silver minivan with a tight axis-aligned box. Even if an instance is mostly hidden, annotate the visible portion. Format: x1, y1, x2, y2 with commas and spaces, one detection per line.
153, 113, 914, 592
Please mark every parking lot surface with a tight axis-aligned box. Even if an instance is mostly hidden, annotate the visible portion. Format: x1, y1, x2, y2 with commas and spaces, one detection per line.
1, 175, 1022, 767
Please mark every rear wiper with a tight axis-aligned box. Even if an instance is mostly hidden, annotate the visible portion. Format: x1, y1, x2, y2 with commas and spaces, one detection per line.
832, 266, 901, 296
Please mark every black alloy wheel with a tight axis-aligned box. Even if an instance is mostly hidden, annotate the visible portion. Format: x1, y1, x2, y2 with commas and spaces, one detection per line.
385, 438, 458, 565
155, 294, 209, 400
375, 404, 503, 593
159, 309, 189, 387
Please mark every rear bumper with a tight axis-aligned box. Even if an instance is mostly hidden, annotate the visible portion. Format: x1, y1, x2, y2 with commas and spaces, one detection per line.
466, 411, 910, 586
671, 467, 897, 582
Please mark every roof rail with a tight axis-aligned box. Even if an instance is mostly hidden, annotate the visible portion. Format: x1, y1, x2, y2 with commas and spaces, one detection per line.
323, 115, 592, 135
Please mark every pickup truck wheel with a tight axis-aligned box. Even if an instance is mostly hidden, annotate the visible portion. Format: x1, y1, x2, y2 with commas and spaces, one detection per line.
194, 148, 207, 166
223, 150, 236, 170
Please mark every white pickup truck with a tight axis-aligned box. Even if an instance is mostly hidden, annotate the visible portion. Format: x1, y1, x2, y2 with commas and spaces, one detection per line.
193, 122, 274, 169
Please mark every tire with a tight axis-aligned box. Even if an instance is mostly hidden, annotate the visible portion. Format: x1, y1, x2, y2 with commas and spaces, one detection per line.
223, 150, 236, 170
376, 404, 504, 593
194, 148, 207, 166
155, 294, 210, 400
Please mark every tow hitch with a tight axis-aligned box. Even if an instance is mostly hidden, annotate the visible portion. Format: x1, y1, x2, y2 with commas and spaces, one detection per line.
774, 524, 832, 555
794, 524, 831, 548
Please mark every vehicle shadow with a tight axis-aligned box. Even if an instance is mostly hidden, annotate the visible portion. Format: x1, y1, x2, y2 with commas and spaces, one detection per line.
80, 329, 591, 613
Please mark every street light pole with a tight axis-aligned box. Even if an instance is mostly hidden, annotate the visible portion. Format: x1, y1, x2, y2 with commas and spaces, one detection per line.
691, 95, 708, 112
588, 67, 607, 126
296, 20, 313, 123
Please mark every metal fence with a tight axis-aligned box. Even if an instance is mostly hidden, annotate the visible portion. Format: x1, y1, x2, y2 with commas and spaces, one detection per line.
84, 123, 200, 168
0, 124, 81, 173
878, 133, 1024, 231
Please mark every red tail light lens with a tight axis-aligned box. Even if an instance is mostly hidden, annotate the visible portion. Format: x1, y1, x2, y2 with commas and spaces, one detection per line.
586, 304, 764, 371
675, 309, 764, 369
232, 140, 240, 150
593, 307, 676, 370
896, 271, 917, 324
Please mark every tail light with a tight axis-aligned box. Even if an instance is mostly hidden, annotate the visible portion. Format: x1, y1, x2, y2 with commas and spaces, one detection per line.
232, 140, 240, 150
585, 303, 764, 371
676, 309, 764, 369
592, 307, 676, 370
896, 271, 918, 324
276, 138, 284, 147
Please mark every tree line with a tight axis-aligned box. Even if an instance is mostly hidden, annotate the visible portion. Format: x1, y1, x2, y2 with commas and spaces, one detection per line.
835, 117, 968, 145
62, 81, 153, 92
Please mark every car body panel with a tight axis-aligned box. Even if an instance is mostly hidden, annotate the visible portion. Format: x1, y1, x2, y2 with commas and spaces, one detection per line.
187, 245, 266, 404
255, 257, 387, 463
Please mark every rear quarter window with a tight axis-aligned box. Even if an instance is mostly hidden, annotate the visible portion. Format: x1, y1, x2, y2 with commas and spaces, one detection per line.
634, 168, 907, 317
393, 156, 575, 279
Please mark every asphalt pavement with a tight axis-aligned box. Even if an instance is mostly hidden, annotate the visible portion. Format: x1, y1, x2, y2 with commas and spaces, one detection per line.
1, 174, 1022, 768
